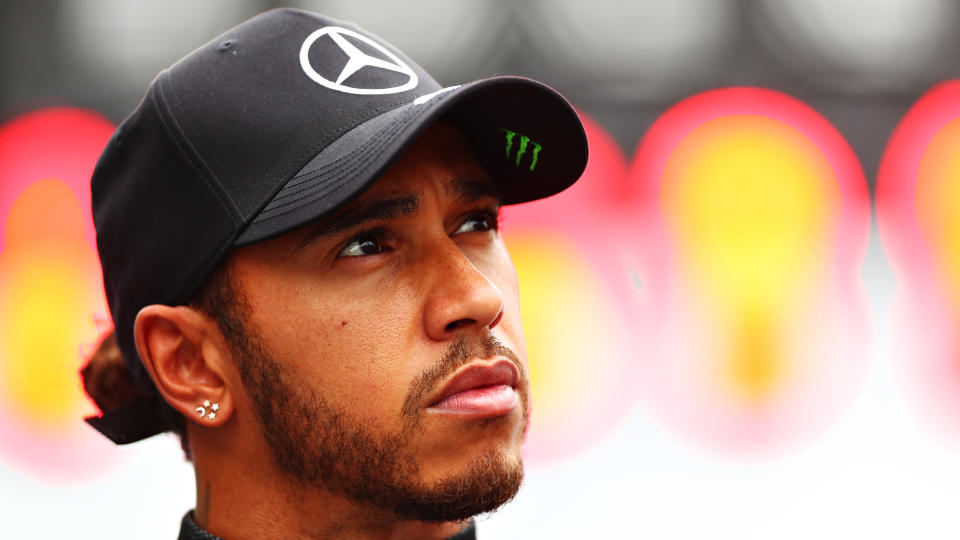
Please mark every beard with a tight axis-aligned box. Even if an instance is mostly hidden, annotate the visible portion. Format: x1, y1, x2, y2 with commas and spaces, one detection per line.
221, 305, 528, 522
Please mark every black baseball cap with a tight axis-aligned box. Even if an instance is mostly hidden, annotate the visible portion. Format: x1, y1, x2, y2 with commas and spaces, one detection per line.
87, 8, 588, 444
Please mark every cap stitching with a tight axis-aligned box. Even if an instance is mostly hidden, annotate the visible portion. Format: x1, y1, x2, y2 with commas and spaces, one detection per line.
259, 114, 407, 211
252, 102, 426, 222
245, 98, 431, 225
153, 78, 241, 222
295, 93, 450, 180
254, 107, 419, 219
264, 87, 456, 201
256, 98, 434, 218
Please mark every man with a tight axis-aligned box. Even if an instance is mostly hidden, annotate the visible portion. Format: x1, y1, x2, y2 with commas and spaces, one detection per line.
83, 8, 587, 539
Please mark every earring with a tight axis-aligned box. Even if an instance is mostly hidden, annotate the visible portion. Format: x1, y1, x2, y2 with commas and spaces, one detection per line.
195, 399, 220, 420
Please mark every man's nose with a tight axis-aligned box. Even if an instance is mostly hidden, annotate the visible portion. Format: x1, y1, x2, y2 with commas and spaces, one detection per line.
422, 239, 504, 341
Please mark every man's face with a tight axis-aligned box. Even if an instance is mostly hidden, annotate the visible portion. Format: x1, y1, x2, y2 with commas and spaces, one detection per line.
220, 121, 530, 521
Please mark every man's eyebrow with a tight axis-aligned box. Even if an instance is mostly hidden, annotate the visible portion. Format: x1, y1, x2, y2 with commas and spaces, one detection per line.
447, 176, 503, 204
292, 193, 420, 255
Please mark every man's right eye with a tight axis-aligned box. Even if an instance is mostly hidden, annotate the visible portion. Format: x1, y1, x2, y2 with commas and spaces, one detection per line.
338, 234, 384, 258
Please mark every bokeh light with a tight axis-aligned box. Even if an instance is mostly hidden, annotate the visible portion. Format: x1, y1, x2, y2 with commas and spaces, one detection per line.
662, 115, 838, 403
915, 119, 960, 307
0, 107, 118, 481
630, 88, 871, 455
877, 80, 960, 439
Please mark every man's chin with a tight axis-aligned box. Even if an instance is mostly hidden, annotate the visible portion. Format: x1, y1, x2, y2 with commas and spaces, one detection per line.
389, 451, 524, 523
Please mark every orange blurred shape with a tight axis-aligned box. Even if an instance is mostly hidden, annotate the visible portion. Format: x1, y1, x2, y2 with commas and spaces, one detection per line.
0, 106, 117, 481
915, 119, 960, 308
631, 88, 870, 455
0, 179, 104, 430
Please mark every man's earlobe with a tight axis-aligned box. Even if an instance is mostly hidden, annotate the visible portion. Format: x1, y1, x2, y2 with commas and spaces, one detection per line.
133, 305, 233, 427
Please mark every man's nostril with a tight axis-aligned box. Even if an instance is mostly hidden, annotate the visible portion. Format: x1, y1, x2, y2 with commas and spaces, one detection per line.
445, 319, 473, 332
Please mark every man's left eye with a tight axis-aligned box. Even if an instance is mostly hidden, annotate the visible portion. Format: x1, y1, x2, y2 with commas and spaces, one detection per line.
339, 235, 385, 257
454, 214, 494, 235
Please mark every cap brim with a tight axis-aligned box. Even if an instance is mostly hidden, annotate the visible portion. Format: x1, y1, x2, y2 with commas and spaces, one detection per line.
84, 395, 174, 445
235, 76, 588, 246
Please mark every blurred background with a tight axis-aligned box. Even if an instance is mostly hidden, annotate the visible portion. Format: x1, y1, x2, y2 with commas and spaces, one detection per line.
4, 0, 960, 538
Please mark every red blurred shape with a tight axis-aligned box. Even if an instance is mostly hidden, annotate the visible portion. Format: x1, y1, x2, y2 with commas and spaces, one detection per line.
0, 107, 113, 253
877, 80, 960, 440
0, 107, 119, 482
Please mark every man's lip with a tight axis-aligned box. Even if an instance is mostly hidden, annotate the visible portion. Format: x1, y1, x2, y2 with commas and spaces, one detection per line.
426, 359, 520, 411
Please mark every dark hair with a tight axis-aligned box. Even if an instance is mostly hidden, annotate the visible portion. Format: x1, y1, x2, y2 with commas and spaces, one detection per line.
81, 262, 237, 460
80, 331, 146, 411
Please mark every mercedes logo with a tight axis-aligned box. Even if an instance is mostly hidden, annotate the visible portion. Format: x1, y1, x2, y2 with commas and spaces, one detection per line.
299, 26, 419, 95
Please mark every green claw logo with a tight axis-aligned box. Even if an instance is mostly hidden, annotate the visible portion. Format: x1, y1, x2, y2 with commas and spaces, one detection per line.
501, 128, 542, 172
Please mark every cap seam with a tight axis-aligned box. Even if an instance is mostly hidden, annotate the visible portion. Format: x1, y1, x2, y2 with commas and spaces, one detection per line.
252, 102, 427, 222
242, 97, 430, 227
254, 173, 353, 223
254, 107, 419, 221
258, 106, 416, 212
289, 99, 425, 183
255, 92, 447, 220
155, 75, 242, 223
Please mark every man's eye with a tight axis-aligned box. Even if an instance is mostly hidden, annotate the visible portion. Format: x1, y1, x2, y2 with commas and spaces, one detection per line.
339, 235, 384, 257
454, 214, 496, 235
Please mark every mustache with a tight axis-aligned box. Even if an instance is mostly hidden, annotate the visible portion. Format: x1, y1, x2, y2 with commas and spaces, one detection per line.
402, 335, 524, 419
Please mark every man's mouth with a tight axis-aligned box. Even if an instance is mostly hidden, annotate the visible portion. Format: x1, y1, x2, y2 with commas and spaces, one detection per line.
426, 359, 520, 417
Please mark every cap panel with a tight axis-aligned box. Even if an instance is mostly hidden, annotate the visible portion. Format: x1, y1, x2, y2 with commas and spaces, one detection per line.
92, 85, 238, 387
162, 8, 442, 220
235, 93, 436, 244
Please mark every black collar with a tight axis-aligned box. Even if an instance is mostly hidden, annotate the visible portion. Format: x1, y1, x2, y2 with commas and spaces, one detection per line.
178, 511, 477, 540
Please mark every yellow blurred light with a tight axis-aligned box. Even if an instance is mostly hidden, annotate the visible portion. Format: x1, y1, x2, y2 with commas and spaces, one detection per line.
662, 115, 836, 304
1, 260, 94, 425
727, 308, 783, 401
0, 179, 104, 430
505, 232, 616, 428
660, 115, 838, 402
915, 118, 960, 309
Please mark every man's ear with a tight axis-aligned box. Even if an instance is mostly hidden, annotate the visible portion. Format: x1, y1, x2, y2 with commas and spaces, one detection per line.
134, 305, 233, 427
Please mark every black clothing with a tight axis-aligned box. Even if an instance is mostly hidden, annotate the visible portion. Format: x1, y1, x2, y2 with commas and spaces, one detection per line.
178, 512, 221, 540
178, 511, 477, 539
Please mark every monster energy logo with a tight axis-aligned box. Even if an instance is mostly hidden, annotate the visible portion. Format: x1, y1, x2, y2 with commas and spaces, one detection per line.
501, 128, 541, 172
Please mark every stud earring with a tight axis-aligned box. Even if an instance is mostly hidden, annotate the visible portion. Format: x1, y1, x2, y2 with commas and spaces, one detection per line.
195, 399, 220, 420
